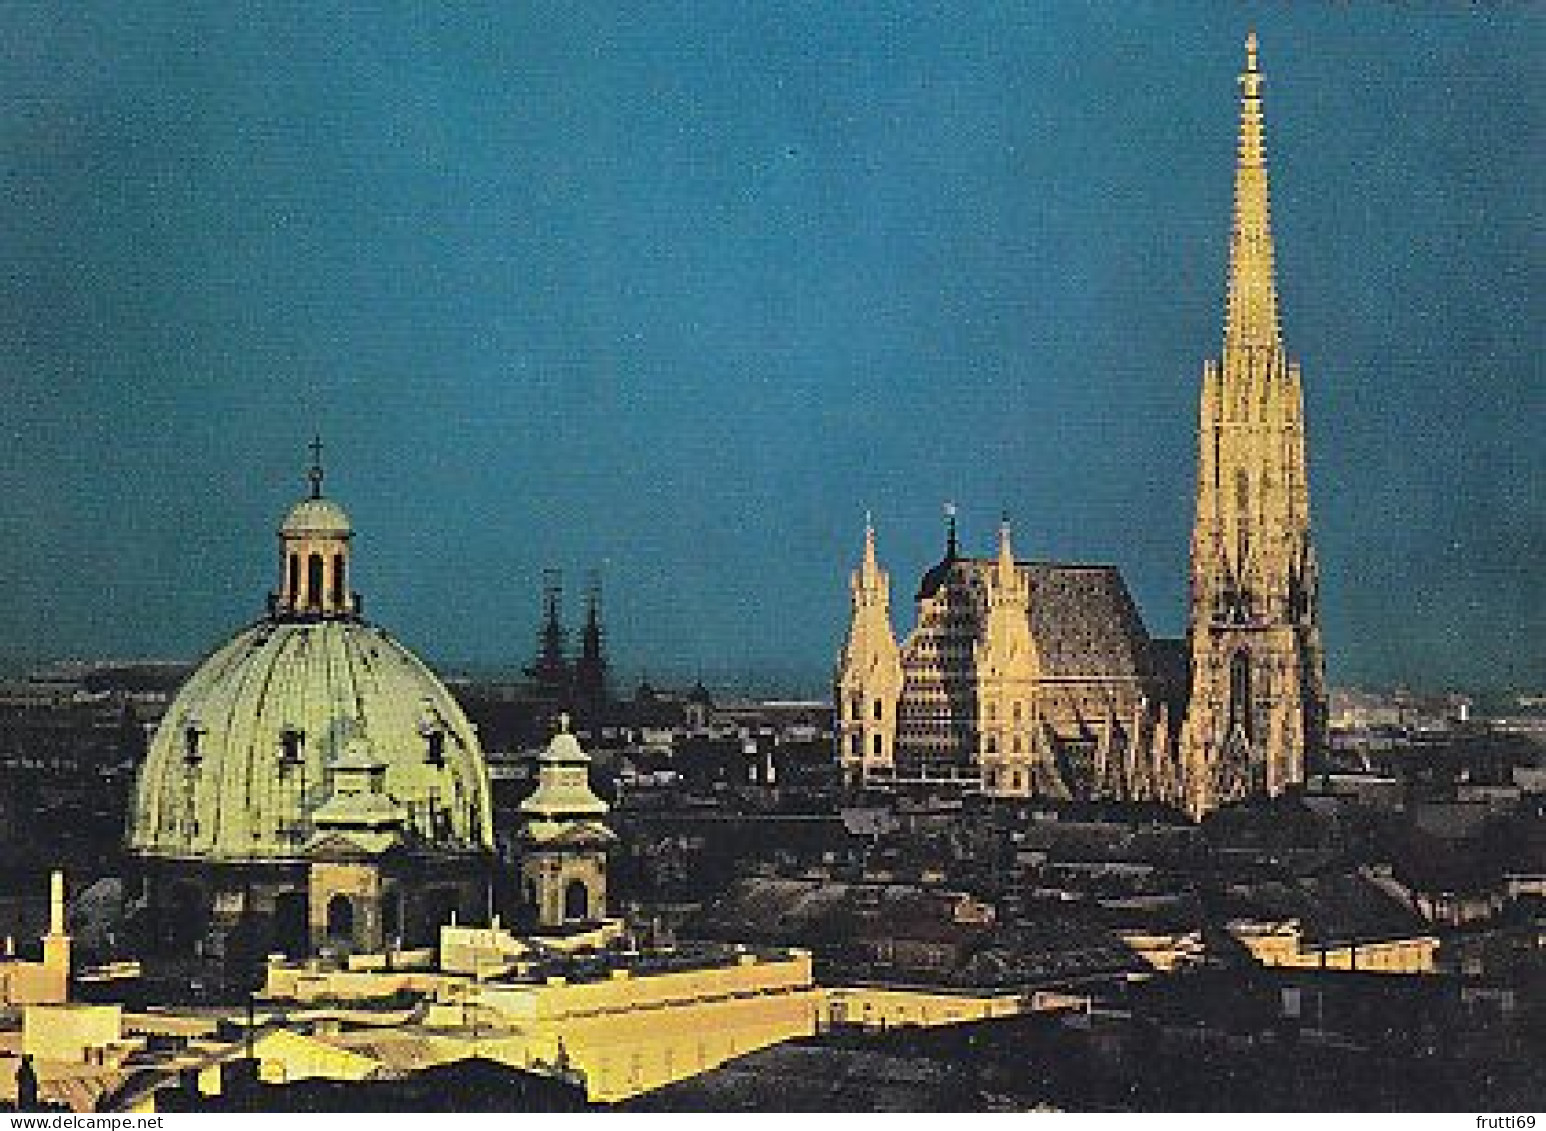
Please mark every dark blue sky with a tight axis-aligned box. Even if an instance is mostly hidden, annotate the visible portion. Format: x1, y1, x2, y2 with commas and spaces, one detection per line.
0, 4, 1539, 694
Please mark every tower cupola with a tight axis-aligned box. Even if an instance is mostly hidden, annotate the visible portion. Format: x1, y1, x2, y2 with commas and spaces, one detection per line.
272, 437, 358, 619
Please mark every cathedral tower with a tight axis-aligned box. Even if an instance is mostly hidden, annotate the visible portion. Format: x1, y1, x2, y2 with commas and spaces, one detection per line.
1181, 34, 1327, 817
834, 517, 903, 785
976, 517, 1038, 798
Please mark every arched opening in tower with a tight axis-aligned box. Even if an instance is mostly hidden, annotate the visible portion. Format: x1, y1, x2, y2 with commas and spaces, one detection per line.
307, 553, 324, 610
564, 878, 590, 923
325, 893, 355, 946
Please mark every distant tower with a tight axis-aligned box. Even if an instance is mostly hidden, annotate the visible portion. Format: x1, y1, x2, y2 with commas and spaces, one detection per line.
572, 572, 610, 718
527, 569, 571, 697
833, 516, 903, 786
1181, 34, 1328, 817
516, 715, 616, 930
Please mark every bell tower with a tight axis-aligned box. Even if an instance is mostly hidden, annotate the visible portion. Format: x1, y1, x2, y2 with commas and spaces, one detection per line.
516, 715, 616, 931
1181, 34, 1328, 818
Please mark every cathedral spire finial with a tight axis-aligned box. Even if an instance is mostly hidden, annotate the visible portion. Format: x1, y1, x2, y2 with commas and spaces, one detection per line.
1225, 29, 1280, 354
944, 502, 959, 560
862, 511, 880, 575
307, 435, 325, 500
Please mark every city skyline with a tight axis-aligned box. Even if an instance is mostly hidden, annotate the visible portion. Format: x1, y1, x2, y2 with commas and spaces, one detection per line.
0, 6, 1539, 694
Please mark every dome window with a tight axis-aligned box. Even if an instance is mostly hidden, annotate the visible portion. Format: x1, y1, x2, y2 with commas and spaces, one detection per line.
183, 719, 206, 765
279, 727, 304, 765
419, 705, 447, 767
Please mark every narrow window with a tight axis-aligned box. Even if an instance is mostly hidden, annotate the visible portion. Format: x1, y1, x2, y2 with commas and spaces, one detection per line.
1229, 650, 1253, 739
287, 554, 300, 602
332, 553, 346, 608
307, 553, 324, 609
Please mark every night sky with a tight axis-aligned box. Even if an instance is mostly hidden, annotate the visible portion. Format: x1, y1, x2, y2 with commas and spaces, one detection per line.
0, 4, 1539, 694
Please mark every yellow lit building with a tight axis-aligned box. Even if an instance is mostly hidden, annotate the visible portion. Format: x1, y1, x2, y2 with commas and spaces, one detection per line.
1226, 920, 1439, 974
0, 872, 71, 1008
835, 35, 1328, 820
1178, 33, 1328, 818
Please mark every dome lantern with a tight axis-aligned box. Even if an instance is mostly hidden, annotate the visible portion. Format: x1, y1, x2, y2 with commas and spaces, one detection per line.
272, 436, 359, 620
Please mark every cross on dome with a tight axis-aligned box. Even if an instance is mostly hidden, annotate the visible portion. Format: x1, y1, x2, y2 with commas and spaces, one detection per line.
307, 435, 325, 499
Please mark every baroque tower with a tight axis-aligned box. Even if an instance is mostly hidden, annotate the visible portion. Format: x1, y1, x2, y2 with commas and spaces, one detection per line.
1181, 34, 1327, 817
834, 517, 903, 785
516, 714, 616, 931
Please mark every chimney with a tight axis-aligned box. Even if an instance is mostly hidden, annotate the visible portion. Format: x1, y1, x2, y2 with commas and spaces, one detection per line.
48, 871, 66, 937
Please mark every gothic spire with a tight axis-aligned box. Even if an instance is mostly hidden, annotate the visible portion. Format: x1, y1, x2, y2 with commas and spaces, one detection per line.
1224, 31, 1281, 356
996, 512, 1015, 582
861, 511, 880, 579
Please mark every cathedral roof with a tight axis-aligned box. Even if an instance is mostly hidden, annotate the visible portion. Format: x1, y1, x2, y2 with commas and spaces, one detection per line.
915, 557, 957, 602
913, 557, 1153, 680
1021, 563, 1151, 680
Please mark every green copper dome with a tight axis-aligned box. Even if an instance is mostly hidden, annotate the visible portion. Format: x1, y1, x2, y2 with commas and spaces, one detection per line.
129, 616, 493, 862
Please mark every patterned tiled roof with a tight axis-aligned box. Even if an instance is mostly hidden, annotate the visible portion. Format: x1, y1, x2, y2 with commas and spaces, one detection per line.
1021, 563, 1152, 680
919, 558, 1153, 680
